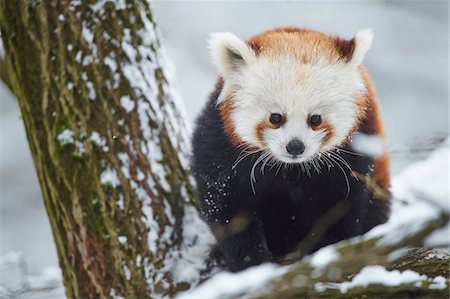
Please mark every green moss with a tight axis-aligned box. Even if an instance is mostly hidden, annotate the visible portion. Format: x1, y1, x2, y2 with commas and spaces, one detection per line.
389, 249, 450, 278
336, 237, 382, 256
101, 181, 115, 190
307, 284, 449, 299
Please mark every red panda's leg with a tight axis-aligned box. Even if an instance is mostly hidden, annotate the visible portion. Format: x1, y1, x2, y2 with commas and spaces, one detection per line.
214, 215, 273, 272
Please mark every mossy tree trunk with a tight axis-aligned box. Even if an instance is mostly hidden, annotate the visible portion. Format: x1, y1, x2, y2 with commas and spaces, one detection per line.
0, 0, 195, 297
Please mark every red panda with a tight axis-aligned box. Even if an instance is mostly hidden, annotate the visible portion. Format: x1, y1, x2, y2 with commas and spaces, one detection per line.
192, 27, 391, 272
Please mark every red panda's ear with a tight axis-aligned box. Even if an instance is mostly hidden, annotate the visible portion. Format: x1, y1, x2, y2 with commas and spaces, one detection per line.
348, 29, 373, 67
208, 32, 256, 77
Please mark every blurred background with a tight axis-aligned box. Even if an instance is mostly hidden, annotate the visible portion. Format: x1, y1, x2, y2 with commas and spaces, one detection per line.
0, 0, 448, 289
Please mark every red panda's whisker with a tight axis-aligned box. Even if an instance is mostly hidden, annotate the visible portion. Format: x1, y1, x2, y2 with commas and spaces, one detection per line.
260, 151, 272, 175
328, 154, 351, 198
328, 151, 354, 174
335, 148, 364, 157
232, 147, 263, 169
250, 150, 269, 194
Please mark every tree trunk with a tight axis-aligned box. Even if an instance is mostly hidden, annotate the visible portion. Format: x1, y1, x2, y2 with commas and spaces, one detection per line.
0, 0, 195, 297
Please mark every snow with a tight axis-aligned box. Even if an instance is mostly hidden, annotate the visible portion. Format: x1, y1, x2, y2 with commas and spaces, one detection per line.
141, 204, 159, 254
56, 129, 74, 146
56, 128, 86, 155
90, 0, 126, 12
118, 236, 127, 245
27, 266, 62, 290
428, 276, 448, 290
0, 251, 64, 299
351, 133, 385, 157
123, 265, 131, 280
171, 206, 215, 285
367, 139, 449, 246
315, 265, 447, 293
120, 95, 135, 112
104, 56, 117, 73
86, 81, 96, 100
0, 31, 4, 59
81, 25, 98, 65
90, 131, 109, 152
308, 246, 340, 269
100, 167, 120, 188
0, 251, 23, 266
117, 194, 125, 210
177, 263, 287, 299
392, 138, 449, 212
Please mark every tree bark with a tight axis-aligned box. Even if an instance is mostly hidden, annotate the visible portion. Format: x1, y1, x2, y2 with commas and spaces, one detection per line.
0, 0, 194, 297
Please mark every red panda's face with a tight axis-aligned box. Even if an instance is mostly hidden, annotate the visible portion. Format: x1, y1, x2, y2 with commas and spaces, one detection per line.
209, 29, 372, 164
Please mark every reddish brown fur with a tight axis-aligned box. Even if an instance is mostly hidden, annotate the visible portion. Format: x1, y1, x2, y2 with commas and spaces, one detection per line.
333, 37, 356, 62
255, 116, 285, 145
220, 95, 243, 147
247, 27, 357, 63
317, 121, 335, 145
357, 68, 391, 192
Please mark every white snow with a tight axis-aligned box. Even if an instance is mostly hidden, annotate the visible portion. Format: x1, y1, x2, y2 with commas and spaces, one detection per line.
57, 129, 74, 145
120, 95, 135, 112
0, 252, 64, 298
123, 264, 131, 280
392, 138, 449, 212
118, 236, 127, 245
75, 51, 82, 62
308, 246, 340, 269
86, 81, 96, 100
0, 251, 23, 266
142, 204, 158, 254
117, 194, 125, 210
351, 133, 385, 157
27, 266, 62, 290
315, 265, 447, 293
90, 0, 126, 12
171, 206, 216, 285
81, 25, 98, 65
428, 276, 448, 290
104, 56, 118, 73
177, 263, 287, 299
100, 167, 120, 188
367, 139, 449, 247
56, 129, 86, 155
90, 131, 109, 152
0, 32, 3, 59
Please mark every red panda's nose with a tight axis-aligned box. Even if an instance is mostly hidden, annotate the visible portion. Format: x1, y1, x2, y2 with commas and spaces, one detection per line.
286, 139, 305, 156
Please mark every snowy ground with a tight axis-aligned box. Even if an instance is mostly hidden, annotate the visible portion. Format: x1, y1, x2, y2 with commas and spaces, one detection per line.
0, 1, 448, 298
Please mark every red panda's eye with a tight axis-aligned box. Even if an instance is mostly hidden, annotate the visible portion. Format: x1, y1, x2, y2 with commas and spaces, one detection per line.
309, 114, 322, 128
269, 113, 284, 126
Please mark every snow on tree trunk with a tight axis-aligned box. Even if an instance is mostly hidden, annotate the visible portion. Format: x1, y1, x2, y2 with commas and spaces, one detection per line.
0, 0, 196, 297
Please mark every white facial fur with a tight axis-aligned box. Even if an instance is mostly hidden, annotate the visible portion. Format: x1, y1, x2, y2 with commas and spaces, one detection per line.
209, 31, 372, 164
